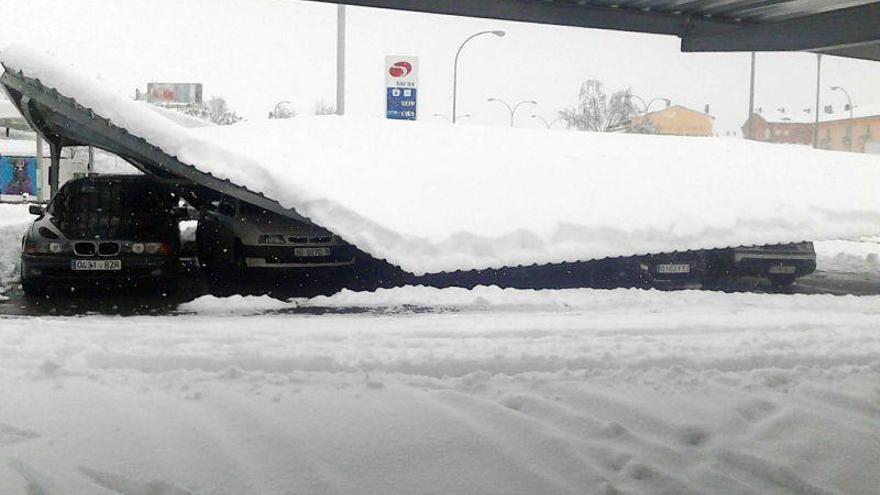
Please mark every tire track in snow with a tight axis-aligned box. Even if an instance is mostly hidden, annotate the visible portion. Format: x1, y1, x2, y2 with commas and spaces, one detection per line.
8, 459, 63, 495
717, 450, 841, 495
496, 393, 755, 495
430, 388, 609, 494
0, 423, 39, 447
79, 466, 196, 495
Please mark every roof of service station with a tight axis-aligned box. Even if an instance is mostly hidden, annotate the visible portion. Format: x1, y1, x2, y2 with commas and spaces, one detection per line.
313, 1, 880, 62
2, 44, 880, 275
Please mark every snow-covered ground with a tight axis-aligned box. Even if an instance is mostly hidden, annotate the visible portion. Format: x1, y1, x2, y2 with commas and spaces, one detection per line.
815, 238, 880, 274
1, 286, 879, 494
4, 45, 880, 274
0, 203, 33, 299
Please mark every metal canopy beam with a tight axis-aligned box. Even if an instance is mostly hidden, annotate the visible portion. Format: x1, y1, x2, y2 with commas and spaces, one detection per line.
304, 0, 734, 37
311, 0, 880, 62
681, 2, 880, 53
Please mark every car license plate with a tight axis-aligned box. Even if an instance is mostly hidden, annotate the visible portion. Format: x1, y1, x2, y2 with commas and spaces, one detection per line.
655, 263, 690, 274
71, 259, 122, 271
294, 247, 331, 257
768, 265, 796, 274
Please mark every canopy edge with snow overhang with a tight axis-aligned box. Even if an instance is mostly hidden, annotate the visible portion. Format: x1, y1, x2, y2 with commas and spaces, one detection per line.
2, 45, 880, 276
0, 56, 309, 226
310, 0, 880, 63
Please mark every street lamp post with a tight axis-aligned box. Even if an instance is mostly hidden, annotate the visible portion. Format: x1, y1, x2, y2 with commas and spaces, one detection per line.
629, 95, 671, 116
531, 114, 563, 130
452, 30, 505, 123
270, 100, 293, 119
433, 113, 471, 123
831, 85, 854, 151
488, 98, 537, 127
628, 95, 671, 132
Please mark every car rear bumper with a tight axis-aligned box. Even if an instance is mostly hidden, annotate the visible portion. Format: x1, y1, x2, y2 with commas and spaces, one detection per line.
241, 244, 357, 269
22, 254, 179, 285
731, 255, 817, 278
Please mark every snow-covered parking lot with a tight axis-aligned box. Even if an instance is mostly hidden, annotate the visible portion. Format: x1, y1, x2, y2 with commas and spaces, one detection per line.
1, 286, 878, 495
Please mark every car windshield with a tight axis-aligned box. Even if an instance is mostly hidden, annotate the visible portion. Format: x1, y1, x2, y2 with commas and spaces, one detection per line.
51, 179, 176, 240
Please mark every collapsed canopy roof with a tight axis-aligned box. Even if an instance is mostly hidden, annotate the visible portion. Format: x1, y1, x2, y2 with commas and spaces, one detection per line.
2, 45, 880, 275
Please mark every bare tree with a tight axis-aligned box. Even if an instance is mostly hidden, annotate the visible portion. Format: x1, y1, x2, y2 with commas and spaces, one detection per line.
208, 97, 244, 125
558, 80, 637, 132
313, 100, 337, 116
188, 96, 243, 125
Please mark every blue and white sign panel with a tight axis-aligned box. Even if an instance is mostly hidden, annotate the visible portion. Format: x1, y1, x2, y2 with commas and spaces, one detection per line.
385, 55, 418, 121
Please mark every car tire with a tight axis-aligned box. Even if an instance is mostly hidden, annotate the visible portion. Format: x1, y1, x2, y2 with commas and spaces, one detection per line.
21, 278, 43, 297
769, 274, 797, 288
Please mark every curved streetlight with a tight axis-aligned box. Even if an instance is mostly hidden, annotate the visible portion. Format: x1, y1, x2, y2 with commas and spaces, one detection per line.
452, 30, 505, 123
831, 86, 854, 151
629, 95, 671, 116
488, 97, 537, 127
270, 100, 294, 119
531, 114, 564, 130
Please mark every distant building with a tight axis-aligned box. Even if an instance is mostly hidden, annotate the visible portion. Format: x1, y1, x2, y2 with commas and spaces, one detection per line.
742, 104, 880, 153
629, 105, 714, 137
742, 108, 814, 145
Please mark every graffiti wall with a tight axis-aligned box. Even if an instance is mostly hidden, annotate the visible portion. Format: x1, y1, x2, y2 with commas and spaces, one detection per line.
0, 156, 37, 196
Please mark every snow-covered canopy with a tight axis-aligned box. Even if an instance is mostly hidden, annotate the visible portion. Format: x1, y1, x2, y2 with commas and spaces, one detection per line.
3, 44, 880, 275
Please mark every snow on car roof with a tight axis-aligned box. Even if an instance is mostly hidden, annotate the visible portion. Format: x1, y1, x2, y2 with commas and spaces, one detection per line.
3, 44, 880, 275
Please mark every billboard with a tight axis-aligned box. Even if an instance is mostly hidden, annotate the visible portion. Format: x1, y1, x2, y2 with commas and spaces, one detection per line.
0, 156, 37, 196
146, 83, 203, 105
385, 56, 418, 121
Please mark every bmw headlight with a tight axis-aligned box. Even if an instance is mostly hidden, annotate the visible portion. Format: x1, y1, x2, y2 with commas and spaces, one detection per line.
258, 235, 286, 245
132, 243, 145, 254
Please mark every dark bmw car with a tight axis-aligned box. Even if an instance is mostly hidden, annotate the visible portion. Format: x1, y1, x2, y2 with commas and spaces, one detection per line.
20, 175, 185, 295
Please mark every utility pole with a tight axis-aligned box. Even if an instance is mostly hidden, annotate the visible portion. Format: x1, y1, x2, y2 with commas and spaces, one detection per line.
746, 52, 756, 140
452, 30, 505, 123
336, 4, 346, 116
35, 135, 44, 201
813, 54, 822, 149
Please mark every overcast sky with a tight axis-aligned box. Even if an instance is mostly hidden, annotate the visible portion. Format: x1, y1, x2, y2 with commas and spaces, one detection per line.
2, 0, 880, 133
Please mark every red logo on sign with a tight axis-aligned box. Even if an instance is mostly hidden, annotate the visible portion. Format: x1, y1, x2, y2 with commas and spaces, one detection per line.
389, 61, 412, 78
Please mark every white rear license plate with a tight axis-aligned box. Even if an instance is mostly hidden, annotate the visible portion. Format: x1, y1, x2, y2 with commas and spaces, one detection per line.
294, 247, 331, 257
655, 263, 690, 274
768, 265, 796, 274
71, 259, 122, 271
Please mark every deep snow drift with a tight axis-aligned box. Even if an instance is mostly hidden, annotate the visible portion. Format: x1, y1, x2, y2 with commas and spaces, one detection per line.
3, 45, 880, 274
1, 287, 879, 495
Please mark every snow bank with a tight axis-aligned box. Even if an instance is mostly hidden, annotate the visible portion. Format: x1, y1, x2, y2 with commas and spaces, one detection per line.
179, 294, 291, 315
0, 203, 32, 298
815, 237, 880, 273
183, 284, 880, 318
4, 45, 880, 275
1, 289, 879, 494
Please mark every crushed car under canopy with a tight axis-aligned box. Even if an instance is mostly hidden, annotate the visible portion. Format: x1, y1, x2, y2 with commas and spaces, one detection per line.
2, 45, 880, 275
